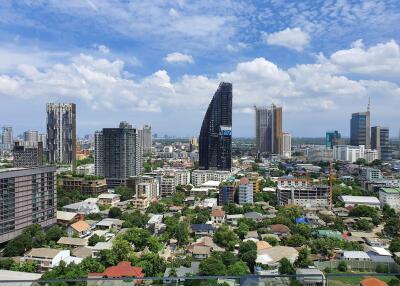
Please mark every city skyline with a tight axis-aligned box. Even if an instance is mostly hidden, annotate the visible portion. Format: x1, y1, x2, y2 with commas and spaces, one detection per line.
0, 1, 400, 137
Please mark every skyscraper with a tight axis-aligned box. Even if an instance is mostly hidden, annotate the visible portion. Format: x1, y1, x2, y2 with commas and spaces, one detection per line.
282, 132, 292, 159
140, 125, 152, 154
350, 111, 370, 148
326, 130, 341, 149
95, 121, 143, 188
371, 126, 391, 161
255, 104, 283, 155
46, 103, 76, 167
1, 126, 13, 146
199, 82, 232, 171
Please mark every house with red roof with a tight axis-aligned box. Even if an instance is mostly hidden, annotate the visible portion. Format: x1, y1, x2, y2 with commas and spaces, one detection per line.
88, 261, 144, 284
210, 209, 225, 224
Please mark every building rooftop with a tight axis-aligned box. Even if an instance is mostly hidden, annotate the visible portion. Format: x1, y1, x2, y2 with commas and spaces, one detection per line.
25, 248, 65, 259
89, 261, 144, 279
70, 220, 91, 232
380, 188, 400, 194
57, 211, 78, 221
342, 251, 370, 260
57, 237, 87, 247
211, 209, 225, 218
339, 195, 380, 204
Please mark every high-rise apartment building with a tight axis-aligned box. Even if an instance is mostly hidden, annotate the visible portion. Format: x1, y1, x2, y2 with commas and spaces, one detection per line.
282, 132, 292, 159
199, 82, 232, 171
140, 125, 152, 154
326, 130, 341, 149
13, 141, 44, 168
350, 111, 370, 149
255, 104, 283, 155
238, 177, 253, 205
94, 122, 143, 188
371, 126, 391, 161
46, 103, 76, 167
23, 130, 39, 143
1, 126, 13, 149
0, 166, 57, 243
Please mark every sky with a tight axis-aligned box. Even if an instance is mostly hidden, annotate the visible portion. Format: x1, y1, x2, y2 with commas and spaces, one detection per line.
0, 0, 400, 138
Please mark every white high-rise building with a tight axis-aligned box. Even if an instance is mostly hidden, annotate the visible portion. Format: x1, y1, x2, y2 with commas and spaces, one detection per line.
282, 132, 292, 159
2, 126, 13, 146
46, 103, 76, 166
238, 178, 253, 205
141, 125, 152, 154
333, 145, 378, 163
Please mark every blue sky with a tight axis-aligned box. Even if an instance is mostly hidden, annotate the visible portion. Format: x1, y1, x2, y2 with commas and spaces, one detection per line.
0, 0, 400, 138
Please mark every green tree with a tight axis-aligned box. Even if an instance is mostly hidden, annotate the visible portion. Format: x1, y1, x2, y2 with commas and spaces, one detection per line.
353, 218, 373, 231
45, 225, 66, 243
121, 211, 148, 228
108, 207, 122, 218
384, 216, 400, 237
212, 251, 238, 267
79, 257, 105, 273
115, 186, 134, 201
134, 253, 166, 277
213, 225, 239, 250
389, 239, 400, 253
238, 241, 257, 273
264, 236, 278, 246
338, 261, 347, 272
278, 258, 295, 275
389, 279, 400, 286
286, 234, 307, 247
10, 261, 38, 273
227, 261, 249, 275
294, 248, 312, 268
199, 256, 226, 276
88, 234, 106, 246
111, 238, 135, 262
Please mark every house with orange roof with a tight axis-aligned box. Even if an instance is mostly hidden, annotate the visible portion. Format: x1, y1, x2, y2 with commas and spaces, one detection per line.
210, 209, 225, 224
88, 261, 144, 285
67, 220, 91, 238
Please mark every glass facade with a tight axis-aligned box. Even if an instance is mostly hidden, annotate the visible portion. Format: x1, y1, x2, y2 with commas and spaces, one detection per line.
199, 82, 232, 171
350, 111, 370, 148
325, 130, 341, 149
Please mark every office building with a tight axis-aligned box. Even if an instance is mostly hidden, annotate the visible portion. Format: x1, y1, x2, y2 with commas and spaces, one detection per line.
277, 185, 330, 208
307, 146, 333, 162
326, 130, 341, 148
199, 82, 232, 171
371, 126, 391, 161
23, 130, 39, 143
0, 166, 57, 243
127, 175, 159, 198
364, 149, 378, 163
238, 177, 253, 205
282, 132, 291, 159
46, 103, 76, 166
1, 126, 13, 150
350, 111, 370, 149
189, 137, 198, 152
13, 141, 44, 168
94, 122, 142, 188
333, 145, 365, 163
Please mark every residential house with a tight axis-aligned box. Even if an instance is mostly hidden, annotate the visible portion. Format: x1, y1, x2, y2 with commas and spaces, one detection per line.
191, 245, 211, 260
244, 212, 264, 222
256, 246, 299, 268
67, 220, 91, 238
210, 209, 225, 224
296, 268, 325, 286
97, 193, 121, 207
268, 224, 291, 238
226, 214, 244, 226
57, 237, 88, 248
340, 251, 371, 261
56, 211, 81, 225
191, 224, 215, 236
62, 198, 100, 215
88, 261, 144, 285
24, 248, 82, 273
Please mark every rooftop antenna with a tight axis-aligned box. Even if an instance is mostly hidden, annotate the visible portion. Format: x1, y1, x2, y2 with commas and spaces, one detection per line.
367, 96, 370, 113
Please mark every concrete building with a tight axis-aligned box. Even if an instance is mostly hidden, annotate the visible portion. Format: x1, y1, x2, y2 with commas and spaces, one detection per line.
23, 130, 39, 143
379, 188, 400, 210
140, 124, 152, 154
160, 175, 176, 197
255, 104, 283, 155
282, 132, 291, 159
360, 167, 382, 181
191, 170, 231, 187
371, 126, 391, 161
218, 183, 236, 206
46, 103, 76, 166
75, 163, 95, 175
0, 166, 57, 243
13, 141, 43, 168
326, 130, 341, 149
97, 193, 120, 206
307, 146, 333, 162
277, 185, 330, 208
94, 122, 143, 188
1, 126, 13, 146
132, 182, 157, 210
339, 195, 381, 208
58, 175, 107, 196
238, 177, 253, 205
364, 149, 379, 163
127, 175, 159, 198
350, 110, 370, 149
24, 248, 81, 273
277, 175, 309, 189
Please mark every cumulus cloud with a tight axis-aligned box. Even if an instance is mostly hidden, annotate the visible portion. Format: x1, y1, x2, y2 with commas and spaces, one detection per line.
262, 27, 310, 51
93, 44, 110, 54
164, 52, 194, 64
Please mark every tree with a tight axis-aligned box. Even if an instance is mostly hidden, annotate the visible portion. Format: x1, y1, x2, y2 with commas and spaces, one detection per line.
134, 253, 166, 277
108, 207, 122, 218
45, 225, 66, 242
338, 261, 347, 272
213, 225, 239, 250
383, 204, 397, 220
263, 236, 278, 246
294, 248, 312, 268
10, 261, 38, 273
286, 234, 307, 247
389, 279, 400, 286
278, 258, 295, 275
199, 256, 226, 276
227, 261, 249, 275
236, 223, 250, 239
115, 186, 134, 201
353, 218, 373, 231
121, 211, 148, 228
212, 251, 238, 267
111, 238, 134, 262
238, 241, 257, 273
355, 158, 367, 165
384, 217, 400, 237
390, 239, 400, 253
41, 261, 87, 286
79, 257, 105, 273
88, 234, 106, 246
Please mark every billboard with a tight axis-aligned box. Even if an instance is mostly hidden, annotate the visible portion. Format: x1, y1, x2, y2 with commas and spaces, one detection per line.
219, 126, 232, 136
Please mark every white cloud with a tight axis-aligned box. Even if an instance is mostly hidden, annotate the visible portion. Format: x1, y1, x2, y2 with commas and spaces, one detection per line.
262, 27, 310, 51
226, 42, 247, 52
164, 52, 194, 64
93, 44, 110, 54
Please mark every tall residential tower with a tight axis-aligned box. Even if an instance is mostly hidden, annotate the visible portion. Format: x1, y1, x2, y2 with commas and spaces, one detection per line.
255, 104, 283, 155
46, 103, 76, 167
199, 82, 232, 171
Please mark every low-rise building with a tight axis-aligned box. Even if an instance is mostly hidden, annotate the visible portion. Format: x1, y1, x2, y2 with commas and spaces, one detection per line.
191, 170, 231, 187
191, 224, 215, 236
24, 248, 82, 273
160, 176, 176, 197
97, 193, 121, 206
62, 198, 100, 214
277, 185, 330, 208
210, 209, 225, 224
56, 211, 80, 225
238, 177, 253, 205
339, 195, 381, 208
58, 175, 107, 196
379, 188, 400, 210
88, 261, 144, 283
67, 220, 91, 238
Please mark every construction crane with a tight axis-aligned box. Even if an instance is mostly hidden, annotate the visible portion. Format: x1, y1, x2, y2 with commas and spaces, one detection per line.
329, 160, 335, 210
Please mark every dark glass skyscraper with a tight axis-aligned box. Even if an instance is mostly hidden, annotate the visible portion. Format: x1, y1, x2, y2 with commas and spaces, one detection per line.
199, 82, 232, 171
371, 126, 391, 161
326, 130, 341, 149
350, 111, 370, 148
